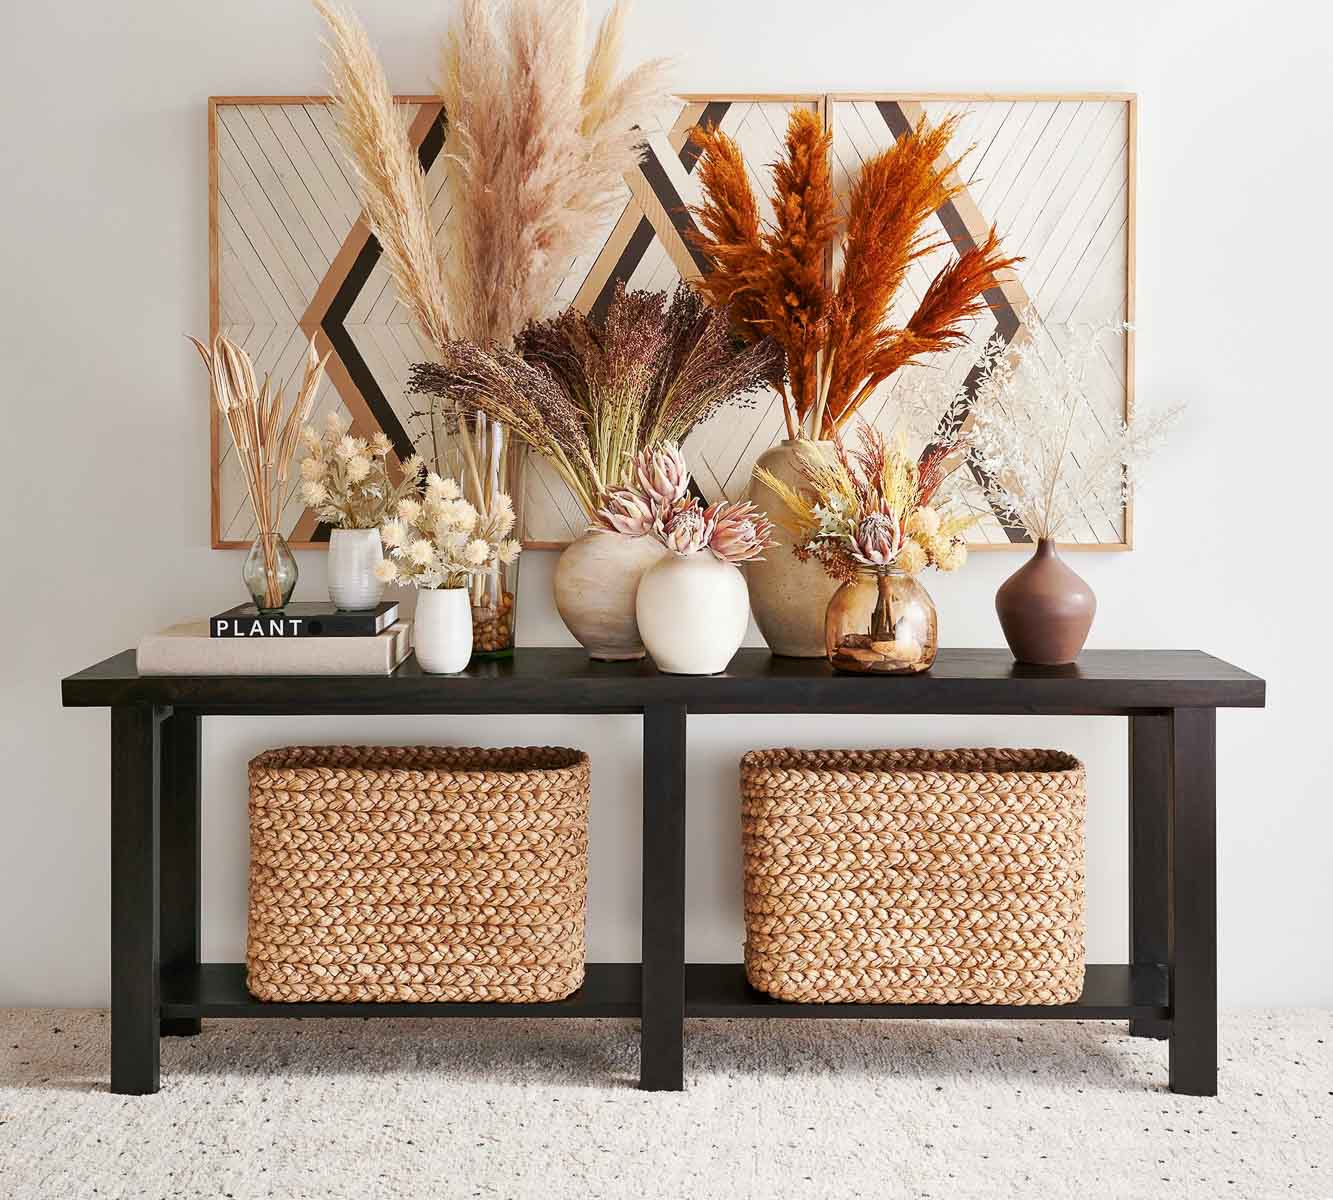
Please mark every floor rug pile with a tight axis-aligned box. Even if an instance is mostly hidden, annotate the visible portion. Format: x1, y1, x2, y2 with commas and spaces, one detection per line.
1, 1009, 1328, 1198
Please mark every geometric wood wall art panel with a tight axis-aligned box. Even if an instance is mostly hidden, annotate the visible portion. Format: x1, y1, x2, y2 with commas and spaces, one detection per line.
209, 93, 1135, 551
829, 95, 1136, 549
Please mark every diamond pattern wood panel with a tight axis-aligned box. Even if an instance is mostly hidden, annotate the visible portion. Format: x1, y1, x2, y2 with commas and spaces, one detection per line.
209, 94, 1134, 550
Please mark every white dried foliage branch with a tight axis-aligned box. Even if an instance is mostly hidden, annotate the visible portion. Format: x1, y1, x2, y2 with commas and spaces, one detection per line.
897, 312, 1180, 542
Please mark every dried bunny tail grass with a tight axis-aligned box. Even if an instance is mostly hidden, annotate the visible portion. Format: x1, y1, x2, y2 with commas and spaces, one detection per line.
315, 0, 450, 349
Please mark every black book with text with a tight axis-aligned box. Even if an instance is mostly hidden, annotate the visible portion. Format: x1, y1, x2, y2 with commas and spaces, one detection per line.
210, 601, 399, 638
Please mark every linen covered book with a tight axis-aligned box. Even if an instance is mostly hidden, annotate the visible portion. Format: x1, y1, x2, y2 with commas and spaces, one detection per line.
136, 621, 411, 675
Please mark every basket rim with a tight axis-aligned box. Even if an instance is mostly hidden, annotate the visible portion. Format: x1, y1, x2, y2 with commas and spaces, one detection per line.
248, 745, 590, 783
740, 747, 1084, 781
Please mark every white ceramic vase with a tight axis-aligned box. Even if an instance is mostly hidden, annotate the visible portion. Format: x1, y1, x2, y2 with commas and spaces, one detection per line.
413, 587, 473, 674
635, 551, 750, 675
327, 528, 385, 611
745, 440, 841, 657
554, 529, 669, 661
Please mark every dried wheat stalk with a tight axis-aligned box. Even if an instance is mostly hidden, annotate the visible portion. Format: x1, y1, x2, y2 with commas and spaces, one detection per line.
191, 335, 330, 607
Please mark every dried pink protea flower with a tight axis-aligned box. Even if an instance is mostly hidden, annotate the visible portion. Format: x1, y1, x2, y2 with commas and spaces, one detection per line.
595, 487, 657, 537
634, 442, 691, 507
851, 511, 902, 567
705, 500, 777, 563
655, 498, 715, 556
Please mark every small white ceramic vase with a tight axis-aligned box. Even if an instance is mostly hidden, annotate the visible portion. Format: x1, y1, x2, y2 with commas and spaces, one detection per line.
327, 528, 385, 611
635, 550, 750, 675
554, 529, 669, 660
413, 587, 473, 674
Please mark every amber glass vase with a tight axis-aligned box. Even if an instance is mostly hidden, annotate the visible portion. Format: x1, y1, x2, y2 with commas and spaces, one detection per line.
826, 568, 938, 674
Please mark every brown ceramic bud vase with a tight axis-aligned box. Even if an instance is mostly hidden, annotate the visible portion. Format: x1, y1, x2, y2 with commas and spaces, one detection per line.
995, 538, 1096, 665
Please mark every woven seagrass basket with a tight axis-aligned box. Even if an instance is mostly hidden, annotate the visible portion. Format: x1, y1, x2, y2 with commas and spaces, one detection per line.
741, 748, 1086, 1005
246, 745, 589, 1003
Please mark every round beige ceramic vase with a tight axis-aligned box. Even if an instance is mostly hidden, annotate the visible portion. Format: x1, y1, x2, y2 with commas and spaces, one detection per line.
745, 441, 842, 657
554, 529, 669, 661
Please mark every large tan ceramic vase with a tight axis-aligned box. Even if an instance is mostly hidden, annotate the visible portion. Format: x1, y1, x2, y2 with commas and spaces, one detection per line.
745, 441, 841, 657
554, 529, 669, 661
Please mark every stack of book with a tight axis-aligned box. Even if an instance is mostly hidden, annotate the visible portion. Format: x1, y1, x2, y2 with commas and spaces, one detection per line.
137, 602, 411, 675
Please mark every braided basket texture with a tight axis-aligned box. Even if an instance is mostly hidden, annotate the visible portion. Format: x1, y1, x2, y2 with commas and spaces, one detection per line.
246, 746, 589, 1003
741, 748, 1086, 1005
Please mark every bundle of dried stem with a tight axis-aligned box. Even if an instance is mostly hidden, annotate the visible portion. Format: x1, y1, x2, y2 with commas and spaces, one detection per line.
315, 1, 452, 350
407, 284, 779, 518
439, 0, 670, 347
756, 425, 972, 582
191, 334, 330, 606
690, 108, 1021, 440
316, 0, 669, 356
315, 0, 671, 553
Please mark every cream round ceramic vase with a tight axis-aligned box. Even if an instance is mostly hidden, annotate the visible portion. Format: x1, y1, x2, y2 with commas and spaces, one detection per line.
554, 529, 669, 661
413, 587, 473, 674
745, 440, 842, 657
327, 527, 385, 612
636, 550, 750, 675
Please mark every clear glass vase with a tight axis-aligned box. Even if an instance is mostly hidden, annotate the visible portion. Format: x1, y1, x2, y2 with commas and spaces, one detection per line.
826, 568, 937, 674
243, 531, 298, 613
440, 412, 525, 658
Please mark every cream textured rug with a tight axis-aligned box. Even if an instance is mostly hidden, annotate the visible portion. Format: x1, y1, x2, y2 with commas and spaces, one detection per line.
1, 1009, 1329, 1199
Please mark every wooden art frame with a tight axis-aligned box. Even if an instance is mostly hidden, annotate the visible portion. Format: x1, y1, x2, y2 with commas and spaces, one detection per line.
208, 92, 1136, 551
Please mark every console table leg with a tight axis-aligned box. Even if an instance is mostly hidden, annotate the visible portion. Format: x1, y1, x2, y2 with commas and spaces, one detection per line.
159, 711, 201, 1037
1129, 713, 1170, 1039
1169, 707, 1218, 1096
110, 705, 163, 1095
640, 703, 686, 1092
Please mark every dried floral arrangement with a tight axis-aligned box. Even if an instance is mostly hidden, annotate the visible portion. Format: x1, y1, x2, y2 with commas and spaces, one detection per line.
961, 315, 1180, 542
407, 284, 781, 518
689, 107, 1020, 440
596, 443, 777, 562
375, 473, 522, 590
314, 0, 671, 455
299, 413, 425, 529
756, 424, 971, 581
191, 333, 330, 607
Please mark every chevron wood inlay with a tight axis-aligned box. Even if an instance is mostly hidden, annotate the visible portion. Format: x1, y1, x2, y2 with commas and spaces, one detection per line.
210, 94, 1134, 551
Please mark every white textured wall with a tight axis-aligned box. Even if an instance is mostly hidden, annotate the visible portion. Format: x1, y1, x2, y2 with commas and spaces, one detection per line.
3, 0, 1327, 1005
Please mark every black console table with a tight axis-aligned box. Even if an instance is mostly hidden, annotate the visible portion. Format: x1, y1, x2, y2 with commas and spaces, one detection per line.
61, 647, 1264, 1097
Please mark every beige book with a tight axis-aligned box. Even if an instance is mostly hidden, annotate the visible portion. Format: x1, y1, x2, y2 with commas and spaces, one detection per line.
136, 621, 412, 676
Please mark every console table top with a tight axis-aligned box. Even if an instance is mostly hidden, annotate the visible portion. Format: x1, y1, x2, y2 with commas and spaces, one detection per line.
62, 647, 1265, 715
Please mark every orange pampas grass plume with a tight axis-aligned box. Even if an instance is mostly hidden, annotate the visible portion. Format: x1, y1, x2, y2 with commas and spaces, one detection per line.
689, 107, 1022, 438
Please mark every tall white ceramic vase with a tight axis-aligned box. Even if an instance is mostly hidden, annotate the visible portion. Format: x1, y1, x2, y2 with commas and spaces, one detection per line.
327, 528, 385, 611
635, 551, 750, 675
413, 588, 473, 674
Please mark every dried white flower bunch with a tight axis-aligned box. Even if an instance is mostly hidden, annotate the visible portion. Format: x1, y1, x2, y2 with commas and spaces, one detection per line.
375, 473, 522, 590
899, 313, 1181, 542
299, 413, 424, 529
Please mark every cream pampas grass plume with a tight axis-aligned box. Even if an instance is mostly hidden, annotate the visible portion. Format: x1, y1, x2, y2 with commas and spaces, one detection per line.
314, 1, 451, 350
439, 0, 670, 346
315, 0, 670, 351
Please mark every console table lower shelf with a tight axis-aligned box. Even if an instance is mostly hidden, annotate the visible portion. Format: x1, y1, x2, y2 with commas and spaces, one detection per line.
164, 961, 1169, 1023
60, 646, 1266, 1097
